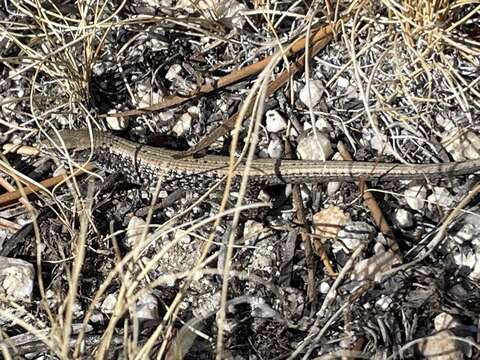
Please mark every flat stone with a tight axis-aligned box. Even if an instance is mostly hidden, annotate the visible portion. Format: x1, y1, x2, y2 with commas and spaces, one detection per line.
297, 133, 333, 161
415, 330, 464, 359
442, 128, 480, 161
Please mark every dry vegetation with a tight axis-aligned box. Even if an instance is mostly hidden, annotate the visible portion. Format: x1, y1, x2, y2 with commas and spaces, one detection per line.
0, 0, 479, 359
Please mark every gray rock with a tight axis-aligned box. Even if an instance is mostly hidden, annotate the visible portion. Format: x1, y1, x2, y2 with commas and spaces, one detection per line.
297, 133, 333, 161
415, 330, 464, 360
428, 187, 455, 210
132, 293, 159, 322
0, 257, 34, 302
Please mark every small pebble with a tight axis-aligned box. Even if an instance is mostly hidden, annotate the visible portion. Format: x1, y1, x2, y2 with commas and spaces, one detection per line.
159, 110, 175, 123
434, 313, 463, 331
453, 250, 480, 280
336, 77, 349, 88
267, 138, 283, 159
299, 79, 324, 107
375, 295, 393, 311
132, 293, 159, 322
415, 330, 464, 360
265, 110, 287, 132
394, 208, 414, 228
404, 185, 427, 210
453, 222, 478, 244
0, 257, 34, 302
106, 113, 128, 130
442, 128, 480, 161
219, 0, 247, 29
165, 63, 182, 82
101, 293, 117, 314
172, 113, 192, 137
428, 187, 455, 210
125, 216, 147, 248
174, 229, 192, 244
243, 220, 264, 244
297, 133, 333, 161
319, 282, 330, 294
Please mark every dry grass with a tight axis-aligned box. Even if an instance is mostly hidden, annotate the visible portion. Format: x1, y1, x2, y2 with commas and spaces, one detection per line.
0, 0, 479, 358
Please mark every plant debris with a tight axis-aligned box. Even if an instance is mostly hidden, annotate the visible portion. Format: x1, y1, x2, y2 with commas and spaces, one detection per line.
0, 0, 479, 359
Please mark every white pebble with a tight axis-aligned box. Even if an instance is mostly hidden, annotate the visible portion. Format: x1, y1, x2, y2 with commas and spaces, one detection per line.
326, 181, 340, 195
375, 295, 393, 311
265, 110, 287, 133
172, 113, 192, 137
299, 80, 324, 107
132, 293, 159, 322
404, 185, 427, 210
315, 117, 332, 132
434, 312, 463, 331
336, 77, 349, 88
101, 293, 117, 314
126, 216, 147, 248
453, 250, 480, 280
174, 229, 192, 244
428, 187, 455, 210
394, 208, 413, 228
106, 112, 128, 130
297, 134, 333, 161
442, 128, 480, 161
159, 110, 174, 123
267, 138, 283, 159
319, 282, 330, 294
165, 64, 182, 82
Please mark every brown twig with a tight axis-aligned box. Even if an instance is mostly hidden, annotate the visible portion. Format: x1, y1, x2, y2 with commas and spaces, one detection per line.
284, 141, 317, 303
0, 217, 22, 230
174, 26, 334, 158
0, 175, 30, 208
337, 142, 403, 262
2, 144, 40, 156
0, 165, 93, 207
105, 25, 335, 119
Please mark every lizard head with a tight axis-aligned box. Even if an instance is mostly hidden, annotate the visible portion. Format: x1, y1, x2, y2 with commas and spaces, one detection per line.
37, 129, 96, 160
